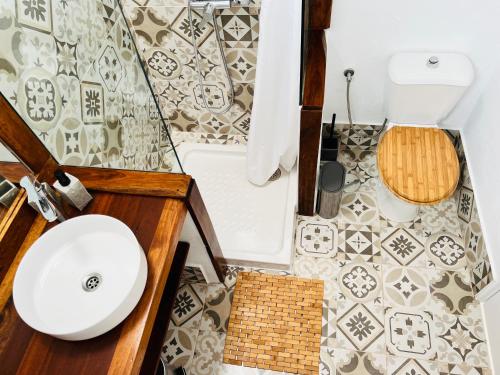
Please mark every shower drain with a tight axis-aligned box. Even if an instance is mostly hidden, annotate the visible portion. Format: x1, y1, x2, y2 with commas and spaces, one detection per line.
82, 273, 102, 292
268, 168, 282, 182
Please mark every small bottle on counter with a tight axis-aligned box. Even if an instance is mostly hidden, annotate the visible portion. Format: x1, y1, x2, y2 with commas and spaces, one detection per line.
53, 170, 93, 211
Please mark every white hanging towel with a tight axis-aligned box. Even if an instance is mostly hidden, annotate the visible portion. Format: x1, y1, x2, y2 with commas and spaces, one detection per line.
246, 0, 302, 186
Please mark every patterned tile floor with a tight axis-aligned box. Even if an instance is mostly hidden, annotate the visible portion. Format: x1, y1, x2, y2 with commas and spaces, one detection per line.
162, 126, 493, 375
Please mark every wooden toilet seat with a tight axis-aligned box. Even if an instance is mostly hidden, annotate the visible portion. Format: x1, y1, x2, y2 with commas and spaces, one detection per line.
377, 126, 459, 205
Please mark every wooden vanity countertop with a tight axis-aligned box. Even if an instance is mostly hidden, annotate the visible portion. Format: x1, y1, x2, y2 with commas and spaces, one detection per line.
0, 191, 187, 375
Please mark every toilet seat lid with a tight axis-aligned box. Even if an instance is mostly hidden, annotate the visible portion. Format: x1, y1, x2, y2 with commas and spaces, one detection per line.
377, 127, 459, 205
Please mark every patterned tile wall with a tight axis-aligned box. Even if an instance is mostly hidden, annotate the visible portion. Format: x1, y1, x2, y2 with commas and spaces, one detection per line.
121, 0, 259, 137
0, 0, 179, 172
454, 136, 493, 295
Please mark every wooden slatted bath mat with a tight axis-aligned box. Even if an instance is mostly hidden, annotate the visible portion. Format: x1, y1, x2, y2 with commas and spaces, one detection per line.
223, 272, 324, 374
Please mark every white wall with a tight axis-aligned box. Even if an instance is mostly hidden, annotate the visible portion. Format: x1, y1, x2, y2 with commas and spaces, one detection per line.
181, 213, 219, 284
483, 291, 500, 373
323, 0, 500, 129
0, 143, 17, 162
462, 65, 500, 373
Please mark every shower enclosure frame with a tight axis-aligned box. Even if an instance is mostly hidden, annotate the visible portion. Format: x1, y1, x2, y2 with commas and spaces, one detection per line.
298, 0, 333, 216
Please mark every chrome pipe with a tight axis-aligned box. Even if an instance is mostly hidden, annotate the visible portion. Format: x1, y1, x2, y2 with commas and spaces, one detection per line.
188, 0, 231, 9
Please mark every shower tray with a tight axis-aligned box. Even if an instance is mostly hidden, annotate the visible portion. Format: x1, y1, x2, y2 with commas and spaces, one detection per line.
176, 143, 297, 273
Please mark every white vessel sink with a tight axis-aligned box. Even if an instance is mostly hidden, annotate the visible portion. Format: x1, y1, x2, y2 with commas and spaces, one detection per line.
13, 215, 147, 341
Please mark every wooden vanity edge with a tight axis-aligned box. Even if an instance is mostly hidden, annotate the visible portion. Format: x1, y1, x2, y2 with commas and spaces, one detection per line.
62, 166, 192, 199
108, 199, 187, 375
139, 241, 190, 375
0, 192, 37, 285
0, 195, 187, 375
0, 214, 47, 312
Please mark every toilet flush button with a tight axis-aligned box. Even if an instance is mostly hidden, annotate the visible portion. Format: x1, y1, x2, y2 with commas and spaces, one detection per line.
427, 56, 439, 68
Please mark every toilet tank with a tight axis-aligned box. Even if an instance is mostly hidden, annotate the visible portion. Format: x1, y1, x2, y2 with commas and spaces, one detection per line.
386, 52, 474, 126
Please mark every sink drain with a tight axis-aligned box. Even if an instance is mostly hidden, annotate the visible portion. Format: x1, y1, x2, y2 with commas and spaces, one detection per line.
82, 273, 102, 292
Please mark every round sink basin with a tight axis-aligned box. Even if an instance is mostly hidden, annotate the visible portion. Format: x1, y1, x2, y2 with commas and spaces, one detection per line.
13, 215, 147, 341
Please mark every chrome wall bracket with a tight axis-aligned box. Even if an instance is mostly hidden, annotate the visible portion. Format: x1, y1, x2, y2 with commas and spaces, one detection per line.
188, 0, 251, 9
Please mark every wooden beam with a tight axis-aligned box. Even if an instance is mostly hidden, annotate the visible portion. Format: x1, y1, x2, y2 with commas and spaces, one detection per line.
108, 198, 186, 375
298, 108, 323, 215
0, 94, 57, 175
298, 0, 331, 215
308, 0, 333, 30
62, 166, 192, 199
139, 242, 189, 375
299, 30, 328, 215
185, 180, 226, 281
302, 30, 327, 107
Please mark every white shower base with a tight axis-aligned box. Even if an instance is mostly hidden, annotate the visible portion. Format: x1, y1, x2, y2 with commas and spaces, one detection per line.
177, 143, 297, 269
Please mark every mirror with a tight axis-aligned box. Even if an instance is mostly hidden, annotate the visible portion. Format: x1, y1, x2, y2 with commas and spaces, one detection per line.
0, 143, 29, 221
0, 1, 182, 173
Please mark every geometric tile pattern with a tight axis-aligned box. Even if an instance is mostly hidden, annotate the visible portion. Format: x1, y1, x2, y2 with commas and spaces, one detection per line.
338, 223, 381, 263
340, 192, 379, 225
379, 215, 425, 237
430, 270, 474, 315
338, 261, 382, 302
161, 326, 198, 371
336, 301, 385, 352
463, 210, 494, 295
319, 347, 336, 375
426, 232, 467, 270
334, 349, 386, 375
124, 3, 259, 136
16, 0, 53, 33
295, 217, 338, 258
191, 330, 226, 375
321, 300, 336, 347
381, 227, 426, 267
435, 310, 489, 367
0, 0, 178, 171
293, 255, 340, 302
455, 154, 493, 294
200, 284, 234, 333
217, 7, 259, 49
458, 187, 475, 223
386, 357, 439, 375
386, 308, 436, 360
181, 266, 207, 284
340, 124, 382, 149
438, 362, 491, 375
383, 266, 429, 308
420, 199, 461, 236
471, 258, 493, 296
337, 148, 379, 192
171, 283, 206, 329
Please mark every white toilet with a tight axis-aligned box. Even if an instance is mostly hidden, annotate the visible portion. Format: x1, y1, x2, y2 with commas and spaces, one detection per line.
376, 52, 474, 222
